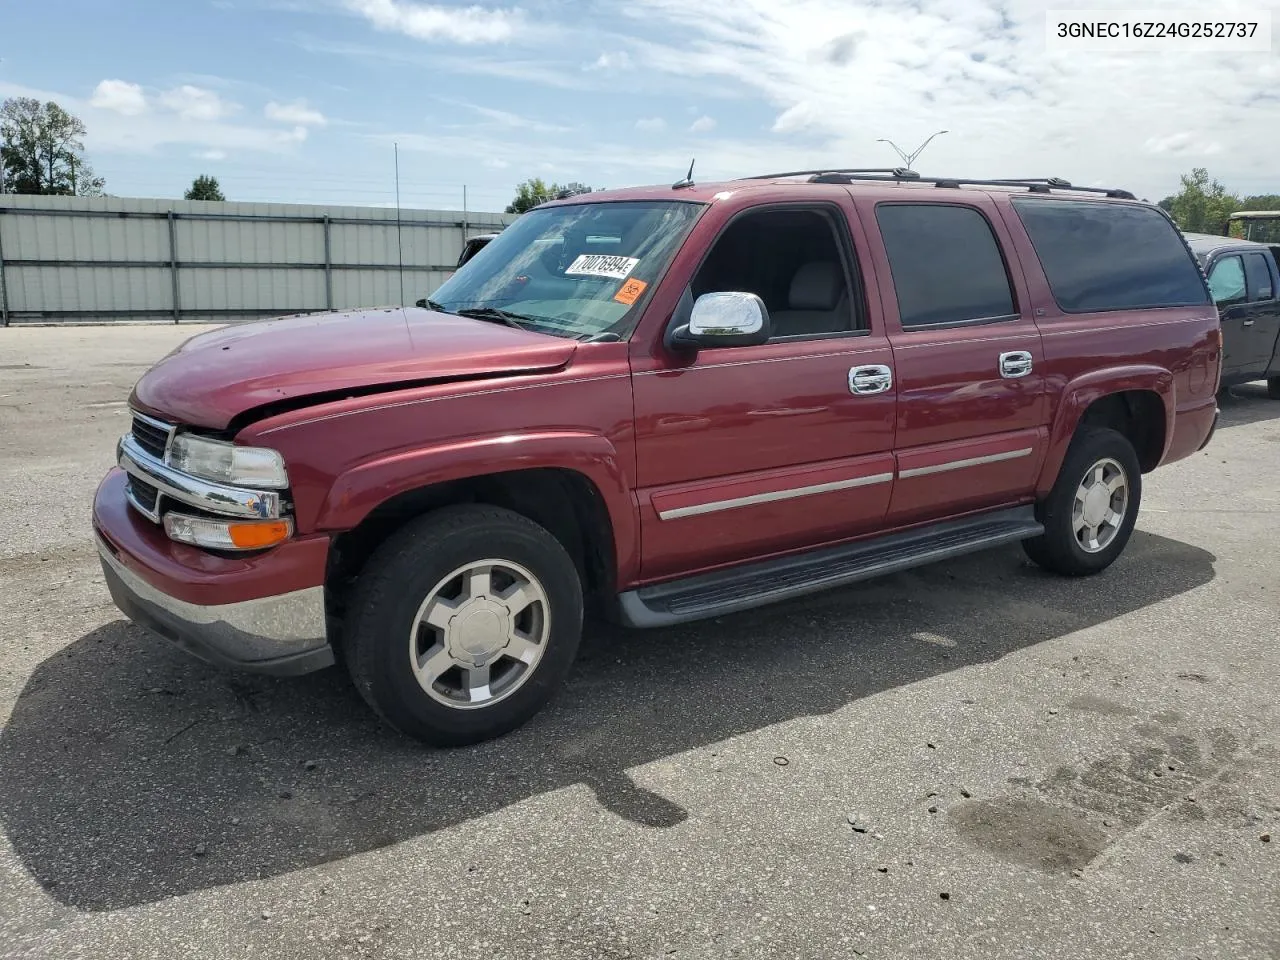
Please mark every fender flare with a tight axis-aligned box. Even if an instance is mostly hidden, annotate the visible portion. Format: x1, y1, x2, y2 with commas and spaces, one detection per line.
316, 430, 639, 582
1035, 365, 1174, 497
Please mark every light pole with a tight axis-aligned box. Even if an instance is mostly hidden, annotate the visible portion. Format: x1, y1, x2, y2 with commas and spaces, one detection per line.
876, 130, 949, 171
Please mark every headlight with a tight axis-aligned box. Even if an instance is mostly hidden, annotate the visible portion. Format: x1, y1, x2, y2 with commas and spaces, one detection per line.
168, 434, 289, 489
164, 513, 293, 551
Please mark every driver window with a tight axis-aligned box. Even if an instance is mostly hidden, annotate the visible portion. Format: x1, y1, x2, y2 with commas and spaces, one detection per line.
1207, 255, 1246, 305
691, 207, 860, 339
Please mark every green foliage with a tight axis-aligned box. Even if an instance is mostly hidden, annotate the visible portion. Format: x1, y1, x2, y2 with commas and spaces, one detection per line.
1161, 168, 1241, 235
0, 97, 104, 196
505, 178, 595, 214
185, 174, 226, 202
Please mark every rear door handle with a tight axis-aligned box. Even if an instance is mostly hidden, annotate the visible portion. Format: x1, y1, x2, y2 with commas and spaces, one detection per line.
1243, 319, 1255, 327
999, 351, 1033, 379
849, 364, 892, 395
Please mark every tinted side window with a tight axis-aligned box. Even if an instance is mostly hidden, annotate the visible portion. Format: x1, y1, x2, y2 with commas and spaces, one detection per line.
1207, 256, 1246, 305
875, 204, 1015, 327
1243, 252, 1275, 301
1011, 199, 1209, 313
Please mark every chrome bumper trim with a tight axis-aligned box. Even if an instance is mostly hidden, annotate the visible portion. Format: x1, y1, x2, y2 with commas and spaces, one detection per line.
96, 534, 333, 675
118, 433, 281, 520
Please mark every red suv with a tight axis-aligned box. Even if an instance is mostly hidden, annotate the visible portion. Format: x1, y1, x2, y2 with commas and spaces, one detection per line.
94, 170, 1222, 745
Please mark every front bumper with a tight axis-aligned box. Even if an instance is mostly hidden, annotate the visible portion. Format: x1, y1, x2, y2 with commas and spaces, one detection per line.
94, 468, 334, 676
98, 534, 334, 675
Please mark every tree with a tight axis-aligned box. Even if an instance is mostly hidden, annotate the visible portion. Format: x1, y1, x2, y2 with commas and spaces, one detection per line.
185, 174, 226, 201
0, 97, 105, 196
505, 177, 595, 214
1161, 168, 1240, 235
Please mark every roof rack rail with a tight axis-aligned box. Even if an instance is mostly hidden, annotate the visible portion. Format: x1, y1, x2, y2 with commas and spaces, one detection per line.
741, 169, 1135, 200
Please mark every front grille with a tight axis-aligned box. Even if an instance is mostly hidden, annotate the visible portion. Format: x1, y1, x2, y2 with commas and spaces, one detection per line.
130, 415, 172, 460
125, 474, 162, 520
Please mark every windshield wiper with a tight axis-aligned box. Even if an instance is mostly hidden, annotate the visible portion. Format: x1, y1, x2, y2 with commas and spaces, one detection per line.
453, 306, 537, 330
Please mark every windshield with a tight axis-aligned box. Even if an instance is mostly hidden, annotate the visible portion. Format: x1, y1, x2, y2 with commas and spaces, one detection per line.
428, 200, 704, 340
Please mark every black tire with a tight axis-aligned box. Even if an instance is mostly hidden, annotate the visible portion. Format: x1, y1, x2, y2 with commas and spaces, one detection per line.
1022, 426, 1142, 577
1268, 377, 1280, 400
344, 504, 583, 746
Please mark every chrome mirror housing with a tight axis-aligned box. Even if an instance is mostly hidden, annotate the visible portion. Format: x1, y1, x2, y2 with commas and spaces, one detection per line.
672, 291, 771, 349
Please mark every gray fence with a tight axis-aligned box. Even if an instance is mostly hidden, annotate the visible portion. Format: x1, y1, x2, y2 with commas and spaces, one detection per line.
0, 195, 511, 326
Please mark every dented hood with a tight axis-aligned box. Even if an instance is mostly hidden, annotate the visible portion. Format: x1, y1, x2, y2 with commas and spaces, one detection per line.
130, 306, 578, 430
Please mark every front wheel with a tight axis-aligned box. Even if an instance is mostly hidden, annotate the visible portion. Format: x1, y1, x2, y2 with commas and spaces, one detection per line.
1267, 376, 1280, 399
1022, 426, 1142, 577
345, 505, 584, 746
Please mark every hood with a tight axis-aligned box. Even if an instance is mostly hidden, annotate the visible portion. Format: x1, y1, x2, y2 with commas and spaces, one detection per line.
130, 307, 578, 430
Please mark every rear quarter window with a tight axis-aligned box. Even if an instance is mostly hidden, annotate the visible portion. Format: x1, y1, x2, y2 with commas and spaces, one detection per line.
1011, 198, 1209, 313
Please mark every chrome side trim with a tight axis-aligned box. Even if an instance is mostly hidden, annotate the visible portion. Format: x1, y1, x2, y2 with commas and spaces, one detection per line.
898, 447, 1033, 479
658, 472, 893, 521
118, 434, 281, 520
97, 535, 332, 674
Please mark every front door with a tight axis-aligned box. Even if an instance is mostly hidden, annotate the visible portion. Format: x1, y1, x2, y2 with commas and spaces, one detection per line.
852, 195, 1048, 525
630, 200, 896, 583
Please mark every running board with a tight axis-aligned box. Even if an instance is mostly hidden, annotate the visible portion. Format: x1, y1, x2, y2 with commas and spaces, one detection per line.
617, 506, 1043, 628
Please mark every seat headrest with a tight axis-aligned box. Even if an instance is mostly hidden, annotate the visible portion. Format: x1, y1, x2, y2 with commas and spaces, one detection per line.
789, 261, 844, 311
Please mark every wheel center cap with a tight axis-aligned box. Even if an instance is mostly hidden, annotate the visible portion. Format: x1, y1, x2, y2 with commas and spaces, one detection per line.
1082, 484, 1111, 526
448, 600, 511, 665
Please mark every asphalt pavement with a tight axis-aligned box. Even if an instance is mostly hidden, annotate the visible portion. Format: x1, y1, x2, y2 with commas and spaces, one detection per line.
0, 325, 1276, 959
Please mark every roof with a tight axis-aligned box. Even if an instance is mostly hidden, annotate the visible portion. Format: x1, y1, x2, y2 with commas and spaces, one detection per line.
1228, 211, 1280, 219
1183, 232, 1271, 253
541, 176, 1146, 209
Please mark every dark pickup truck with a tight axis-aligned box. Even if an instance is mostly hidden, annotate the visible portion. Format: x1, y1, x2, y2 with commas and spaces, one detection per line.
1185, 233, 1280, 397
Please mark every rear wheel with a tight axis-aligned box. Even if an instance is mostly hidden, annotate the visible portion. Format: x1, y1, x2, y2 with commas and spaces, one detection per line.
1268, 377, 1280, 399
345, 505, 584, 746
1023, 426, 1141, 577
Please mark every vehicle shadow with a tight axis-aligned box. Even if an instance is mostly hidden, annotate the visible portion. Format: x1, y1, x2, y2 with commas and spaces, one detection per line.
0, 532, 1214, 912
1217, 382, 1280, 429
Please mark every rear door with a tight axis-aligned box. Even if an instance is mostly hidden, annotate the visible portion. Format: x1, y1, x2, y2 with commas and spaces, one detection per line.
852, 194, 1048, 526
1242, 251, 1280, 377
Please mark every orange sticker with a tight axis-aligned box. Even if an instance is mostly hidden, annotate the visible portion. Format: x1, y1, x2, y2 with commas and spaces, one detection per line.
614, 278, 648, 305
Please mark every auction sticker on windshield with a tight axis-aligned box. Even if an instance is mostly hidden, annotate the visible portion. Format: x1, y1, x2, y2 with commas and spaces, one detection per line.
565, 254, 640, 280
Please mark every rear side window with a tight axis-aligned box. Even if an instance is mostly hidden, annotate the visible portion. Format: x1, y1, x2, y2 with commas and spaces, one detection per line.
1243, 252, 1275, 301
875, 203, 1016, 327
1011, 199, 1209, 313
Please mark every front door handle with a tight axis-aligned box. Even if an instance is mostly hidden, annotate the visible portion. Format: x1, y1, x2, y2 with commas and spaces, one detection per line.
849, 364, 893, 395
999, 351, 1033, 379
1243, 319, 1255, 327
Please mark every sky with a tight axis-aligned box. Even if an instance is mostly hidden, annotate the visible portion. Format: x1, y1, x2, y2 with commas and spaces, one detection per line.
1, 0, 1277, 213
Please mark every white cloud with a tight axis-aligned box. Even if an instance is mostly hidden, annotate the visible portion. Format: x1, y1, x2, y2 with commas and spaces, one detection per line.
689, 115, 716, 133
465, 102, 570, 133
344, 0, 526, 44
771, 102, 817, 134
159, 85, 239, 122
90, 79, 147, 116
635, 117, 666, 132
617, 0, 1280, 200
196, 149, 228, 161
265, 99, 328, 126
586, 51, 632, 71
0, 80, 310, 159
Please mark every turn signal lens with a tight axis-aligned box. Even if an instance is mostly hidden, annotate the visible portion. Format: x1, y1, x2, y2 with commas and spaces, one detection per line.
164, 513, 293, 551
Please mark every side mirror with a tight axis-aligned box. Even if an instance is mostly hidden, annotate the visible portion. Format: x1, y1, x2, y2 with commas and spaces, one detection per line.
414, 298, 428, 309
670, 292, 770, 350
